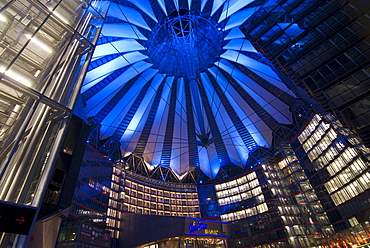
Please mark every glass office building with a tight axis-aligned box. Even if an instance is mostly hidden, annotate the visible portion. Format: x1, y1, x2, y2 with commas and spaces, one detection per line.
241, 0, 370, 147
0, 0, 369, 247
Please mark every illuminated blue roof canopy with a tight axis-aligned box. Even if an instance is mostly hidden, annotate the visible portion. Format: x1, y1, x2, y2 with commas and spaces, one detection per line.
82, 0, 297, 180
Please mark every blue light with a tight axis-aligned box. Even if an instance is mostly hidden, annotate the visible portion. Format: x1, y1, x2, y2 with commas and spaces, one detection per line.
146, 11, 224, 77
83, 0, 298, 180
189, 221, 207, 232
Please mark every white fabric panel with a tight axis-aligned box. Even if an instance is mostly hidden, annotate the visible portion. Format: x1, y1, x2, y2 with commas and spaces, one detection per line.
100, 86, 141, 139
217, 59, 293, 124
208, 144, 222, 179
224, 27, 246, 40
199, 73, 218, 119
171, 79, 182, 172
84, 52, 148, 87
99, 69, 159, 139
179, 154, 190, 175
156, 0, 168, 15
94, 39, 145, 58
143, 76, 173, 165
84, 58, 125, 87
201, 0, 207, 11
224, 8, 255, 30
171, 139, 181, 175
124, 73, 164, 153
206, 66, 270, 145
101, 23, 147, 40
187, 0, 192, 10
257, 73, 296, 97
211, 0, 227, 16
85, 86, 122, 119
85, 64, 154, 116
173, 0, 179, 11
219, 0, 254, 22
116, 71, 160, 150
81, 72, 112, 93
224, 127, 249, 166
198, 73, 223, 179
90, 55, 106, 62
198, 146, 212, 179
218, 59, 284, 107
108, 3, 151, 30
239, 79, 291, 124
82, 60, 151, 93
129, 0, 158, 22
224, 39, 257, 53
177, 78, 190, 175
121, 102, 152, 153
214, 95, 246, 159
149, 76, 174, 165
207, 67, 270, 147
200, 72, 246, 167
221, 50, 280, 80
190, 80, 207, 135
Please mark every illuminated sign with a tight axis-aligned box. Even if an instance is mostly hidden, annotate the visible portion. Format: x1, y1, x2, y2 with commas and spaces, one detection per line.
189, 221, 207, 232
0, 200, 37, 235
80, 223, 110, 247
205, 229, 218, 235
184, 218, 230, 237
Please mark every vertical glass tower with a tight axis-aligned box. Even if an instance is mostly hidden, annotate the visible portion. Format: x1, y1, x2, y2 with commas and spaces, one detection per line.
242, 0, 370, 147
0, 0, 104, 246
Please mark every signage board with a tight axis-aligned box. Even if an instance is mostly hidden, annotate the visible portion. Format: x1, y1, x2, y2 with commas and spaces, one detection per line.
80, 222, 110, 247
184, 218, 230, 237
0, 200, 37, 235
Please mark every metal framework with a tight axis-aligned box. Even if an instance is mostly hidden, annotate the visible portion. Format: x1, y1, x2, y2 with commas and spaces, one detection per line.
80, 0, 315, 181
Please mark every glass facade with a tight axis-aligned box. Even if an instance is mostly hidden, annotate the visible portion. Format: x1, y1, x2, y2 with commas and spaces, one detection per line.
290, 114, 370, 242
56, 219, 110, 248
289, 113, 370, 247
66, 144, 122, 240
197, 184, 221, 219
62, 141, 200, 244
242, 0, 370, 147
216, 171, 267, 222
194, 113, 370, 248
70, 145, 114, 223
0, 0, 104, 246
115, 169, 200, 218
215, 166, 289, 248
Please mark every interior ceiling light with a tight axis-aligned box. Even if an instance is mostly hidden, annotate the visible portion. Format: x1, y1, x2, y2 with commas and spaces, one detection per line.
48, 7, 69, 24
0, 66, 32, 87
0, 15, 6, 22
82, 0, 297, 179
25, 34, 53, 53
